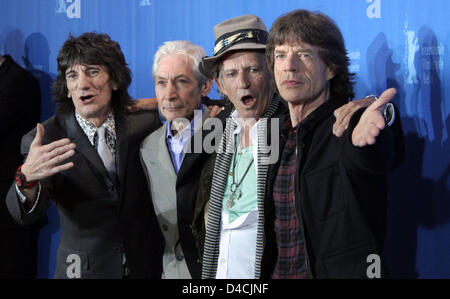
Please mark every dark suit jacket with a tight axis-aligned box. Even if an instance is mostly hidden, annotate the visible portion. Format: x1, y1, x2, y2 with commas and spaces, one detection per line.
6, 110, 164, 279
172, 108, 227, 278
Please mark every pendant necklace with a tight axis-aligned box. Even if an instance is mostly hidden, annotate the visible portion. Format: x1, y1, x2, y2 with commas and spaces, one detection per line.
227, 135, 254, 209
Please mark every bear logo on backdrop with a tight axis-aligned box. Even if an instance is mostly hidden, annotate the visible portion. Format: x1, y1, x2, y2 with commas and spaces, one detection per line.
55, 0, 81, 19
140, 0, 152, 7
404, 16, 420, 85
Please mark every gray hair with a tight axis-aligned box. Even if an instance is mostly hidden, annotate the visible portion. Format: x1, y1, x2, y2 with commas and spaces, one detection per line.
152, 40, 207, 86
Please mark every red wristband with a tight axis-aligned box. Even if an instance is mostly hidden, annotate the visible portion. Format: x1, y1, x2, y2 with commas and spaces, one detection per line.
15, 165, 38, 189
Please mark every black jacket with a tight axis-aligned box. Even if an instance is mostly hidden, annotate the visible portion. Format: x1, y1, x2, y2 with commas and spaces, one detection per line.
264, 97, 404, 278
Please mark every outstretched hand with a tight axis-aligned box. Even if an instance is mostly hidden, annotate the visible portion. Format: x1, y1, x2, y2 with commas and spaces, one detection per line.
351, 88, 397, 147
333, 96, 377, 137
21, 123, 76, 182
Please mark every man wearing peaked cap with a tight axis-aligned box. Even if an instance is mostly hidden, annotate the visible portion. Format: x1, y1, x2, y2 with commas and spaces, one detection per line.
197, 14, 287, 279
199, 14, 268, 79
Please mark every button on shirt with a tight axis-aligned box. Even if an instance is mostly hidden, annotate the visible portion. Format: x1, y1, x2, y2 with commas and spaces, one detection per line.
165, 107, 203, 173
216, 110, 261, 279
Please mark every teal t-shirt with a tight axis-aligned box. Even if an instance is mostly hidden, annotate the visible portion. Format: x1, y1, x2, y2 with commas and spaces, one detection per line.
223, 145, 257, 224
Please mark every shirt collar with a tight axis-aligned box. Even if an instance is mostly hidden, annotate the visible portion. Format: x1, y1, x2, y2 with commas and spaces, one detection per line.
230, 109, 260, 142
165, 105, 204, 142
75, 111, 116, 146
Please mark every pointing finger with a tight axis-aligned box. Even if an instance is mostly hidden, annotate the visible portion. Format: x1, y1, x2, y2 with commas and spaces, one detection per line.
368, 88, 397, 111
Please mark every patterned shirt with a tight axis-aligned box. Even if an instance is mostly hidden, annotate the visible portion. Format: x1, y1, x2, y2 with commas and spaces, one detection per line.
75, 111, 116, 155
272, 119, 307, 279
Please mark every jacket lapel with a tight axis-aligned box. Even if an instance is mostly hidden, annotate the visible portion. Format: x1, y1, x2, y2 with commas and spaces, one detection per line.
175, 106, 212, 228
115, 116, 130, 186
145, 123, 178, 205
115, 116, 131, 212
62, 113, 112, 184
177, 105, 210, 182
155, 123, 178, 177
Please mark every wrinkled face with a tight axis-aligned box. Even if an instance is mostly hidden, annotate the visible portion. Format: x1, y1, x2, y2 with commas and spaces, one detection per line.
155, 54, 208, 122
273, 40, 334, 105
216, 51, 272, 120
66, 64, 115, 125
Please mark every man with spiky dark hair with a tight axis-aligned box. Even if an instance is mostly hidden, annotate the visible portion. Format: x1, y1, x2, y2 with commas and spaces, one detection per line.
5, 32, 163, 279
52, 33, 133, 119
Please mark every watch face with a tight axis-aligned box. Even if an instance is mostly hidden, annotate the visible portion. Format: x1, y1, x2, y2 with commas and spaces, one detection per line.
383, 103, 395, 126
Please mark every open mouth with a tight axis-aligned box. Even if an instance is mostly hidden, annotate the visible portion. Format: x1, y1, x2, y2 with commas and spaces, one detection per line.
240, 95, 255, 106
80, 95, 94, 102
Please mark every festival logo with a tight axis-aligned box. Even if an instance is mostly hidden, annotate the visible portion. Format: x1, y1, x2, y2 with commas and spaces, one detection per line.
403, 17, 419, 85
140, 0, 152, 7
348, 49, 361, 74
55, 0, 81, 19
55, 0, 67, 13
366, 0, 381, 19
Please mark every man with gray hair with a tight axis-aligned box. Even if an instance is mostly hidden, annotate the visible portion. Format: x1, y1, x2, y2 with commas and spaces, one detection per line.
140, 40, 216, 279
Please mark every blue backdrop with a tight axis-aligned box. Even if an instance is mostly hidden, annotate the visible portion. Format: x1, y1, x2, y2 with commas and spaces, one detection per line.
1, 0, 448, 278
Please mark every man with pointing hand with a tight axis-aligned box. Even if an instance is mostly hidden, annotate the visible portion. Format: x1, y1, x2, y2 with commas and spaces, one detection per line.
265, 9, 404, 278
5, 32, 163, 279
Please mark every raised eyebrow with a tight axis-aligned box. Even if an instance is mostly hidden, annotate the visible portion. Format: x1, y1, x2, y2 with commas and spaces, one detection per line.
84, 66, 101, 72
296, 48, 313, 54
222, 68, 237, 75
246, 65, 261, 70
174, 74, 191, 81
65, 69, 77, 76
155, 76, 167, 81
274, 48, 288, 54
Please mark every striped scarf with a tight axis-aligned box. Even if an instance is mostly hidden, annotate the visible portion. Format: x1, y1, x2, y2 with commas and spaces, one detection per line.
202, 95, 281, 279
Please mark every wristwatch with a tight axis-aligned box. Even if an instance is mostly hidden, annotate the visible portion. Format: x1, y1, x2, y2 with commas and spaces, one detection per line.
15, 165, 38, 189
366, 95, 395, 126
383, 102, 395, 127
